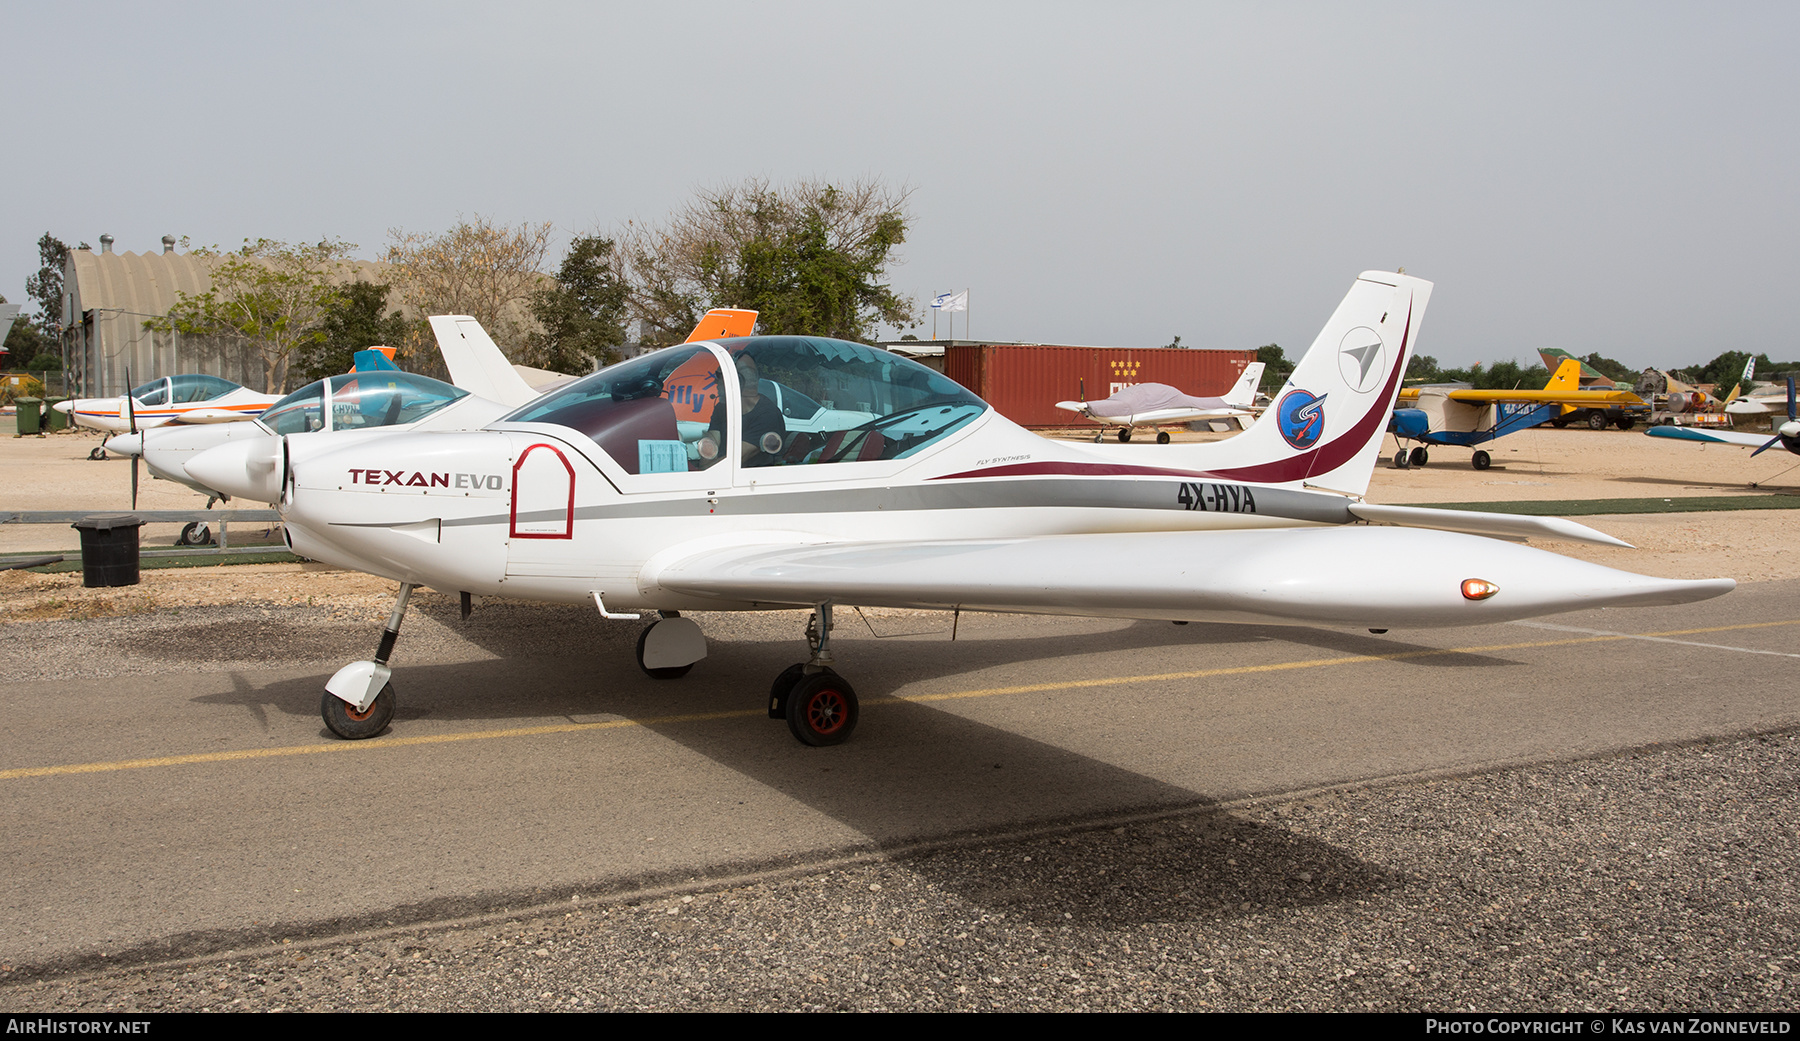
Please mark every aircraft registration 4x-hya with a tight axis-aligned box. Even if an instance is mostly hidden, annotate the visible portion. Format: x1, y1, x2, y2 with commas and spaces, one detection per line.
186, 271, 1733, 746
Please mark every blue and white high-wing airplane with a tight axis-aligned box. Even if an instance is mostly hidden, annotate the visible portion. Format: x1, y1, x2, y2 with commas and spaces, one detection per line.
186, 272, 1734, 746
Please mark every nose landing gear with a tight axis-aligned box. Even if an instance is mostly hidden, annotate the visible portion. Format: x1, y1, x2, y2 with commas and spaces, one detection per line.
321, 581, 411, 739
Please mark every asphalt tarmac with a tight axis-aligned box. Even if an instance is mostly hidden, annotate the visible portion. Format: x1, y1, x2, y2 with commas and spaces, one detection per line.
2, 582, 1796, 1009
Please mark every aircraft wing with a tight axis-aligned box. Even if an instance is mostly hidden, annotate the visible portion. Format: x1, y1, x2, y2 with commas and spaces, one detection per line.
1644, 426, 1773, 449
642, 526, 1726, 629
1439, 388, 1642, 405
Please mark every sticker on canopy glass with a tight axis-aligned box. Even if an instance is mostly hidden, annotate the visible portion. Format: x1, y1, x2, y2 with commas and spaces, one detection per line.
638, 440, 688, 474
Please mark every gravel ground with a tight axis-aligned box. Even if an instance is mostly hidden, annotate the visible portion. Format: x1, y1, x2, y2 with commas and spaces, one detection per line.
3, 729, 1793, 1012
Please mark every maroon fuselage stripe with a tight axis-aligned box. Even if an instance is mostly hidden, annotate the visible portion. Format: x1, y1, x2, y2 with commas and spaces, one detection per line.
935, 294, 1414, 487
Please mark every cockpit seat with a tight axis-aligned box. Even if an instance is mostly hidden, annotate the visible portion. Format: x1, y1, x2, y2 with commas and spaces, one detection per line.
581, 397, 682, 474
819, 429, 887, 463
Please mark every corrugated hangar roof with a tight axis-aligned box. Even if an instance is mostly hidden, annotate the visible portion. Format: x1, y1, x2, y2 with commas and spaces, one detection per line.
66, 249, 402, 321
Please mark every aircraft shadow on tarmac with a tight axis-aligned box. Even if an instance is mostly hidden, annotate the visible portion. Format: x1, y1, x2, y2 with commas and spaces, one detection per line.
173, 595, 1516, 930
1607, 473, 1797, 493
196, 644, 1406, 933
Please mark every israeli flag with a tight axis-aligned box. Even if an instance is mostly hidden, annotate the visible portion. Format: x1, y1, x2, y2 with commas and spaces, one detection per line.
931, 290, 968, 312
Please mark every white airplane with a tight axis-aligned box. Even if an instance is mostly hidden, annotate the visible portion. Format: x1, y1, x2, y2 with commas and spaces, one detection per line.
107, 310, 762, 506
56, 375, 281, 435
1056, 363, 1265, 443
185, 271, 1734, 746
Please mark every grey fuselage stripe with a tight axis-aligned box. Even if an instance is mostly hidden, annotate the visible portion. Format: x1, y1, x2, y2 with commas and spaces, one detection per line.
415, 478, 1355, 531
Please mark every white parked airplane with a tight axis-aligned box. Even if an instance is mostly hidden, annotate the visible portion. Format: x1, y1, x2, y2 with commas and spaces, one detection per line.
107, 310, 759, 506
185, 272, 1733, 746
1056, 362, 1265, 443
57, 375, 281, 434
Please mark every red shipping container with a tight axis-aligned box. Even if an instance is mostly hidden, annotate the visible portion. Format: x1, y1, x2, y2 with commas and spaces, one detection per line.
943, 344, 1258, 428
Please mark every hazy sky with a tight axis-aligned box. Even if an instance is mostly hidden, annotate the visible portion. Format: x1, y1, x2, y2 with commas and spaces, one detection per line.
4, 2, 1795, 368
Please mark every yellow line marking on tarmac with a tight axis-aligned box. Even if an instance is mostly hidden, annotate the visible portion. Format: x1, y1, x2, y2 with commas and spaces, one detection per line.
7, 619, 1797, 782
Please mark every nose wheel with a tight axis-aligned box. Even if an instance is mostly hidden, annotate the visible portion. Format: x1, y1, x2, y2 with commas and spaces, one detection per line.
322, 582, 412, 740
322, 683, 395, 739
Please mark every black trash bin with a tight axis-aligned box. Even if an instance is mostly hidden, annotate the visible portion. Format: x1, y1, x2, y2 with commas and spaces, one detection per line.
72, 514, 144, 588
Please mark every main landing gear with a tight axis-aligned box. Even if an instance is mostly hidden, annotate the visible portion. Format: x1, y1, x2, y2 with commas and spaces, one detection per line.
321, 581, 410, 739
767, 602, 859, 746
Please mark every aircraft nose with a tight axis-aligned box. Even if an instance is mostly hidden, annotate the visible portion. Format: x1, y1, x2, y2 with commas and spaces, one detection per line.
186, 437, 283, 504
104, 432, 143, 457
53, 400, 74, 414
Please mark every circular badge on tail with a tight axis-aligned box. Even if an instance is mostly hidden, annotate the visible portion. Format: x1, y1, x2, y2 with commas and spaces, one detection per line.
1337, 326, 1386, 393
1276, 389, 1327, 449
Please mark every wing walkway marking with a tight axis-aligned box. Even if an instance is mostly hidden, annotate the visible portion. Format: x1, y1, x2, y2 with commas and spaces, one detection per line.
6, 619, 1797, 783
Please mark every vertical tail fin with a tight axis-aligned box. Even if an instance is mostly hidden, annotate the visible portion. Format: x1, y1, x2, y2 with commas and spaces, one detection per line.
428, 315, 542, 408
684, 309, 759, 343
1192, 271, 1432, 495
1544, 358, 1584, 393
1224, 362, 1265, 407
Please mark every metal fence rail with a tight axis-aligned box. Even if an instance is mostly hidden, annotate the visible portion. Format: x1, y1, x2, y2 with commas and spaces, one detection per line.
0, 509, 285, 560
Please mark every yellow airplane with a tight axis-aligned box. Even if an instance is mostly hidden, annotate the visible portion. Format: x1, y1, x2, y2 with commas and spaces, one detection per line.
1390, 358, 1647, 469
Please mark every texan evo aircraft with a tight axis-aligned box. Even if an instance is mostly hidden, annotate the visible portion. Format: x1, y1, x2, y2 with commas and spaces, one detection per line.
186, 271, 1734, 746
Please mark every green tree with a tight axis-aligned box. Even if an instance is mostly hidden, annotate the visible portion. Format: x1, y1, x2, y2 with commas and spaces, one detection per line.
1254, 343, 1288, 394
620, 178, 915, 345
24, 233, 82, 339
1581, 352, 1638, 384
4, 300, 46, 362
156, 239, 355, 392
384, 216, 553, 362
526, 236, 628, 373
294, 280, 410, 383
1406, 354, 1443, 382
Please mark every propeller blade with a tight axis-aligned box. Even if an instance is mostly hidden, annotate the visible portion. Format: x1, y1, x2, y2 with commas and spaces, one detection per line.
131, 454, 140, 510
1750, 436, 1782, 457
1787, 377, 1796, 423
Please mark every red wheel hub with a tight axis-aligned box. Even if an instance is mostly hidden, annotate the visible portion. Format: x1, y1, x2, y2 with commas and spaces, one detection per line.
805, 689, 848, 735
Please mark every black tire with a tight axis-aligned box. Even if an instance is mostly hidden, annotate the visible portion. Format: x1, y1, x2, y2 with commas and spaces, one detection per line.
786, 671, 859, 746
1550, 417, 1569, 429
88, 446, 108, 461
1472, 450, 1492, 470
322, 684, 394, 740
1408, 447, 1429, 468
769, 663, 806, 718
1155, 431, 1171, 444
1092, 432, 1103, 443
636, 626, 694, 680
1616, 416, 1636, 430
1393, 449, 1410, 469
178, 522, 212, 546
1588, 411, 1608, 430
1117, 428, 1132, 443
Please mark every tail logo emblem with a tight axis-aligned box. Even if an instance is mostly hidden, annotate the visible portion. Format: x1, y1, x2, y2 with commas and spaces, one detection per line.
1276, 389, 1328, 449
1337, 327, 1386, 393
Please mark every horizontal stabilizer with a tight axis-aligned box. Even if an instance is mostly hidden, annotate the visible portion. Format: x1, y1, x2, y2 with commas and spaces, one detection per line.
1347, 502, 1631, 547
